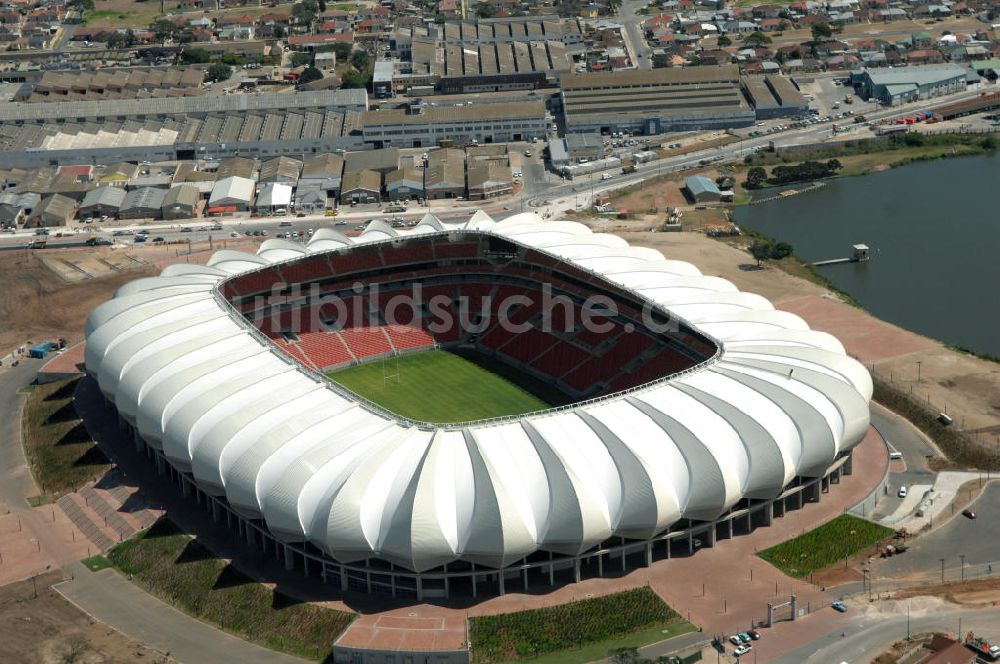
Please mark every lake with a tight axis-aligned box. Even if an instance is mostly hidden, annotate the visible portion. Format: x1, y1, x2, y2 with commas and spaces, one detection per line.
734, 153, 1000, 356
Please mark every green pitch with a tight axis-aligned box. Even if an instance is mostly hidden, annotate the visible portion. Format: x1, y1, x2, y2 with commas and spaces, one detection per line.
328, 350, 559, 424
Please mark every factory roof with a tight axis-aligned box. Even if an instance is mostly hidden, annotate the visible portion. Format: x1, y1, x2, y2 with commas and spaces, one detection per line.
363, 101, 546, 126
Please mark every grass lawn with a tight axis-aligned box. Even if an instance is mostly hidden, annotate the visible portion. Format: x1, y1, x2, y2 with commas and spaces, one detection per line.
81, 555, 113, 572
328, 349, 569, 423
21, 377, 110, 500
469, 587, 692, 664
757, 514, 893, 578
107, 519, 353, 661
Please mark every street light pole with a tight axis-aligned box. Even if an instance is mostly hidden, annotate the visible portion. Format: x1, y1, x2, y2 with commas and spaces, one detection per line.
940, 557, 946, 583
960, 554, 966, 582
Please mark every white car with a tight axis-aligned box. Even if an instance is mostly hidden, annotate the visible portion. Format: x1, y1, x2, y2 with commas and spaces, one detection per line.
601, 173, 613, 180
729, 635, 742, 646
734, 645, 752, 657
898, 486, 907, 498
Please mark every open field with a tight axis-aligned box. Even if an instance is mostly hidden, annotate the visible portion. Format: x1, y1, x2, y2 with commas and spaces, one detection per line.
84, 1, 167, 28
0, 249, 156, 353
107, 519, 354, 661
21, 377, 110, 501
468, 587, 692, 664
329, 349, 562, 423
0, 571, 175, 664
757, 514, 893, 578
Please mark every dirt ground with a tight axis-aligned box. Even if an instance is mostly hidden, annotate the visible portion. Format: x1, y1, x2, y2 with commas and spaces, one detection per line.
0, 250, 157, 354
0, 572, 174, 664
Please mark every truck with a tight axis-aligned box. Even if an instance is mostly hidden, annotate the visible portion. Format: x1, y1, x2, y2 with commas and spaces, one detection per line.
965, 633, 1000, 661
844, 94, 854, 104
622, 159, 638, 174
880, 543, 908, 557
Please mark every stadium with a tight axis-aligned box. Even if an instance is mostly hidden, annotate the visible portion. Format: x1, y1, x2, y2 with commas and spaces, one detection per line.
84, 211, 872, 600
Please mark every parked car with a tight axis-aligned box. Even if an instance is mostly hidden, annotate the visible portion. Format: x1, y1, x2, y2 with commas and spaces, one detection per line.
962, 509, 977, 519
831, 601, 848, 613
748, 630, 760, 641
729, 636, 742, 646
738, 633, 752, 644
734, 645, 752, 657
230, 232, 240, 238
898, 486, 907, 498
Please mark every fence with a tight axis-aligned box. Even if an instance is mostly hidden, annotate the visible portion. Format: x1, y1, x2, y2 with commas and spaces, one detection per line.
867, 363, 1000, 471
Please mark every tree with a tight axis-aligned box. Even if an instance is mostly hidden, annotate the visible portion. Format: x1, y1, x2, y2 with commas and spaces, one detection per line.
151, 18, 178, 42
298, 66, 323, 84
205, 62, 232, 83
106, 30, 137, 50
291, 52, 312, 67
181, 47, 211, 64
350, 48, 369, 71
745, 166, 767, 189
826, 158, 842, 171
745, 31, 772, 45
717, 34, 732, 47
341, 69, 368, 89
329, 42, 353, 62
770, 241, 793, 259
475, 1, 495, 18
811, 22, 833, 41
775, 49, 786, 64
750, 239, 774, 267
651, 53, 670, 68
67, 0, 94, 11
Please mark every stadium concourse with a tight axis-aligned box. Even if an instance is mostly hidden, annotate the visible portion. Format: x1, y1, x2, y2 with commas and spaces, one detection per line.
83, 211, 872, 601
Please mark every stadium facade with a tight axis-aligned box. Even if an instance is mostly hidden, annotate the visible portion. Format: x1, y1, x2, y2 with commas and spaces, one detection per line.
84, 211, 871, 600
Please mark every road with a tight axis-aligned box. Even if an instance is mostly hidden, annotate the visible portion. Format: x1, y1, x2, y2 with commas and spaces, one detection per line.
619, 0, 653, 69
873, 482, 1000, 580
0, 358, 44, 510
772, 604, 1000, 664
870, 403, 937, 520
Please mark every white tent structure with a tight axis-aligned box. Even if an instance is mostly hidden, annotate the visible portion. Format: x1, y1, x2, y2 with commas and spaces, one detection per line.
84, 211, 871, 598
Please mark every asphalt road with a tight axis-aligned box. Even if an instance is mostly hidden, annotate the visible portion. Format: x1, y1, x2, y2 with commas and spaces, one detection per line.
870, 403, 937, 519
0, 358, 44, 510
772, 604, 1000, 664
874, 482, 1000, 579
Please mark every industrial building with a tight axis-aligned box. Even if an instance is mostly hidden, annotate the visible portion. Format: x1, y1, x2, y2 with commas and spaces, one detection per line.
0, 89, 369, 169
79, 186, 126, 219
852, 65, 969, 106
29, 193, 76, 227
119, 187, 167, 220
341, 169, 382, 204
683, 175, 724, 203
254, 182, 293, 214
362, 100, 548, 148
161, 184, 200, 220
208, 176, 255, 212
549, 132, 604, 166
384, 168, 424, 201
300, 153, 344, 196
561, 66, 757, 134
0, 192, 39, 228
741, 75, 809, 119
424, 148, 466, 199
388, 17, 578, 95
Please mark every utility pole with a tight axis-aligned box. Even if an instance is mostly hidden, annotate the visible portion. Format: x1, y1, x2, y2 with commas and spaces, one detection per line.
906, 600, 910, 640
960, 554, 966, 582
940, 558, 946, 583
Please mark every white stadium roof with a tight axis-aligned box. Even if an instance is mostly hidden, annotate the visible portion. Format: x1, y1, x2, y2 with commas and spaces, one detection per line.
84, 212, 871, 573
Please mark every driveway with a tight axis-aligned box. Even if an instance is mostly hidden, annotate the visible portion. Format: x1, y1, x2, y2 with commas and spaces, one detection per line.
0, 358, 44, 509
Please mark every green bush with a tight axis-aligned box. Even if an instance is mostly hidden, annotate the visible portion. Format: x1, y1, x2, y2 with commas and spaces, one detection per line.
468, 587, 681, 663
757, 515, 892, 578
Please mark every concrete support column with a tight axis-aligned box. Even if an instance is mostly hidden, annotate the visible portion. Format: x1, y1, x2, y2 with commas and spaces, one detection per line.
548, 562, 554, 586
573, 559, 581, 583
796, 489, 803, 510
727, 517, 733, 539
707, 525, 716, 548
181, 480, 191, 498
303, 556, 309, 577
155, 455, 165, 475
746, 510, 752, 533
765, 500, 773, 526
843, 452, 853, 476
598, 553, 604, 577
133, 430, 143, 452
498, 571, 505, 596
688, 530, 693, 554
245, 525, 255, 546
416, 576, 423, 602
283, 545, 294, 571
444, 574, 450, 599
211, 500, 220, 523
472, 569, 478, 599
621, 537, 627, 571
522, 567, 528, 592
644, 542, 652, 567
365, 571, 371, 594
340, 566, 348, 592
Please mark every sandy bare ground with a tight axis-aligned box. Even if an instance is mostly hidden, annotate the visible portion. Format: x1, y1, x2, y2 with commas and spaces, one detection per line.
0, 572, 175, 664
0, 250, 157, 354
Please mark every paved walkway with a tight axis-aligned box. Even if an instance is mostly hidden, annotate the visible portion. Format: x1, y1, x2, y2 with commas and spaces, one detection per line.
57, 561, 306, 664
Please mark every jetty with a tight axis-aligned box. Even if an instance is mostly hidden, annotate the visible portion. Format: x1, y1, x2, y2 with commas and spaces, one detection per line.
813, 244, 870, 266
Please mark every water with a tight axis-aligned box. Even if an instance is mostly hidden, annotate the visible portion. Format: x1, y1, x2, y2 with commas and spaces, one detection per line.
734, 153, 1000, 356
